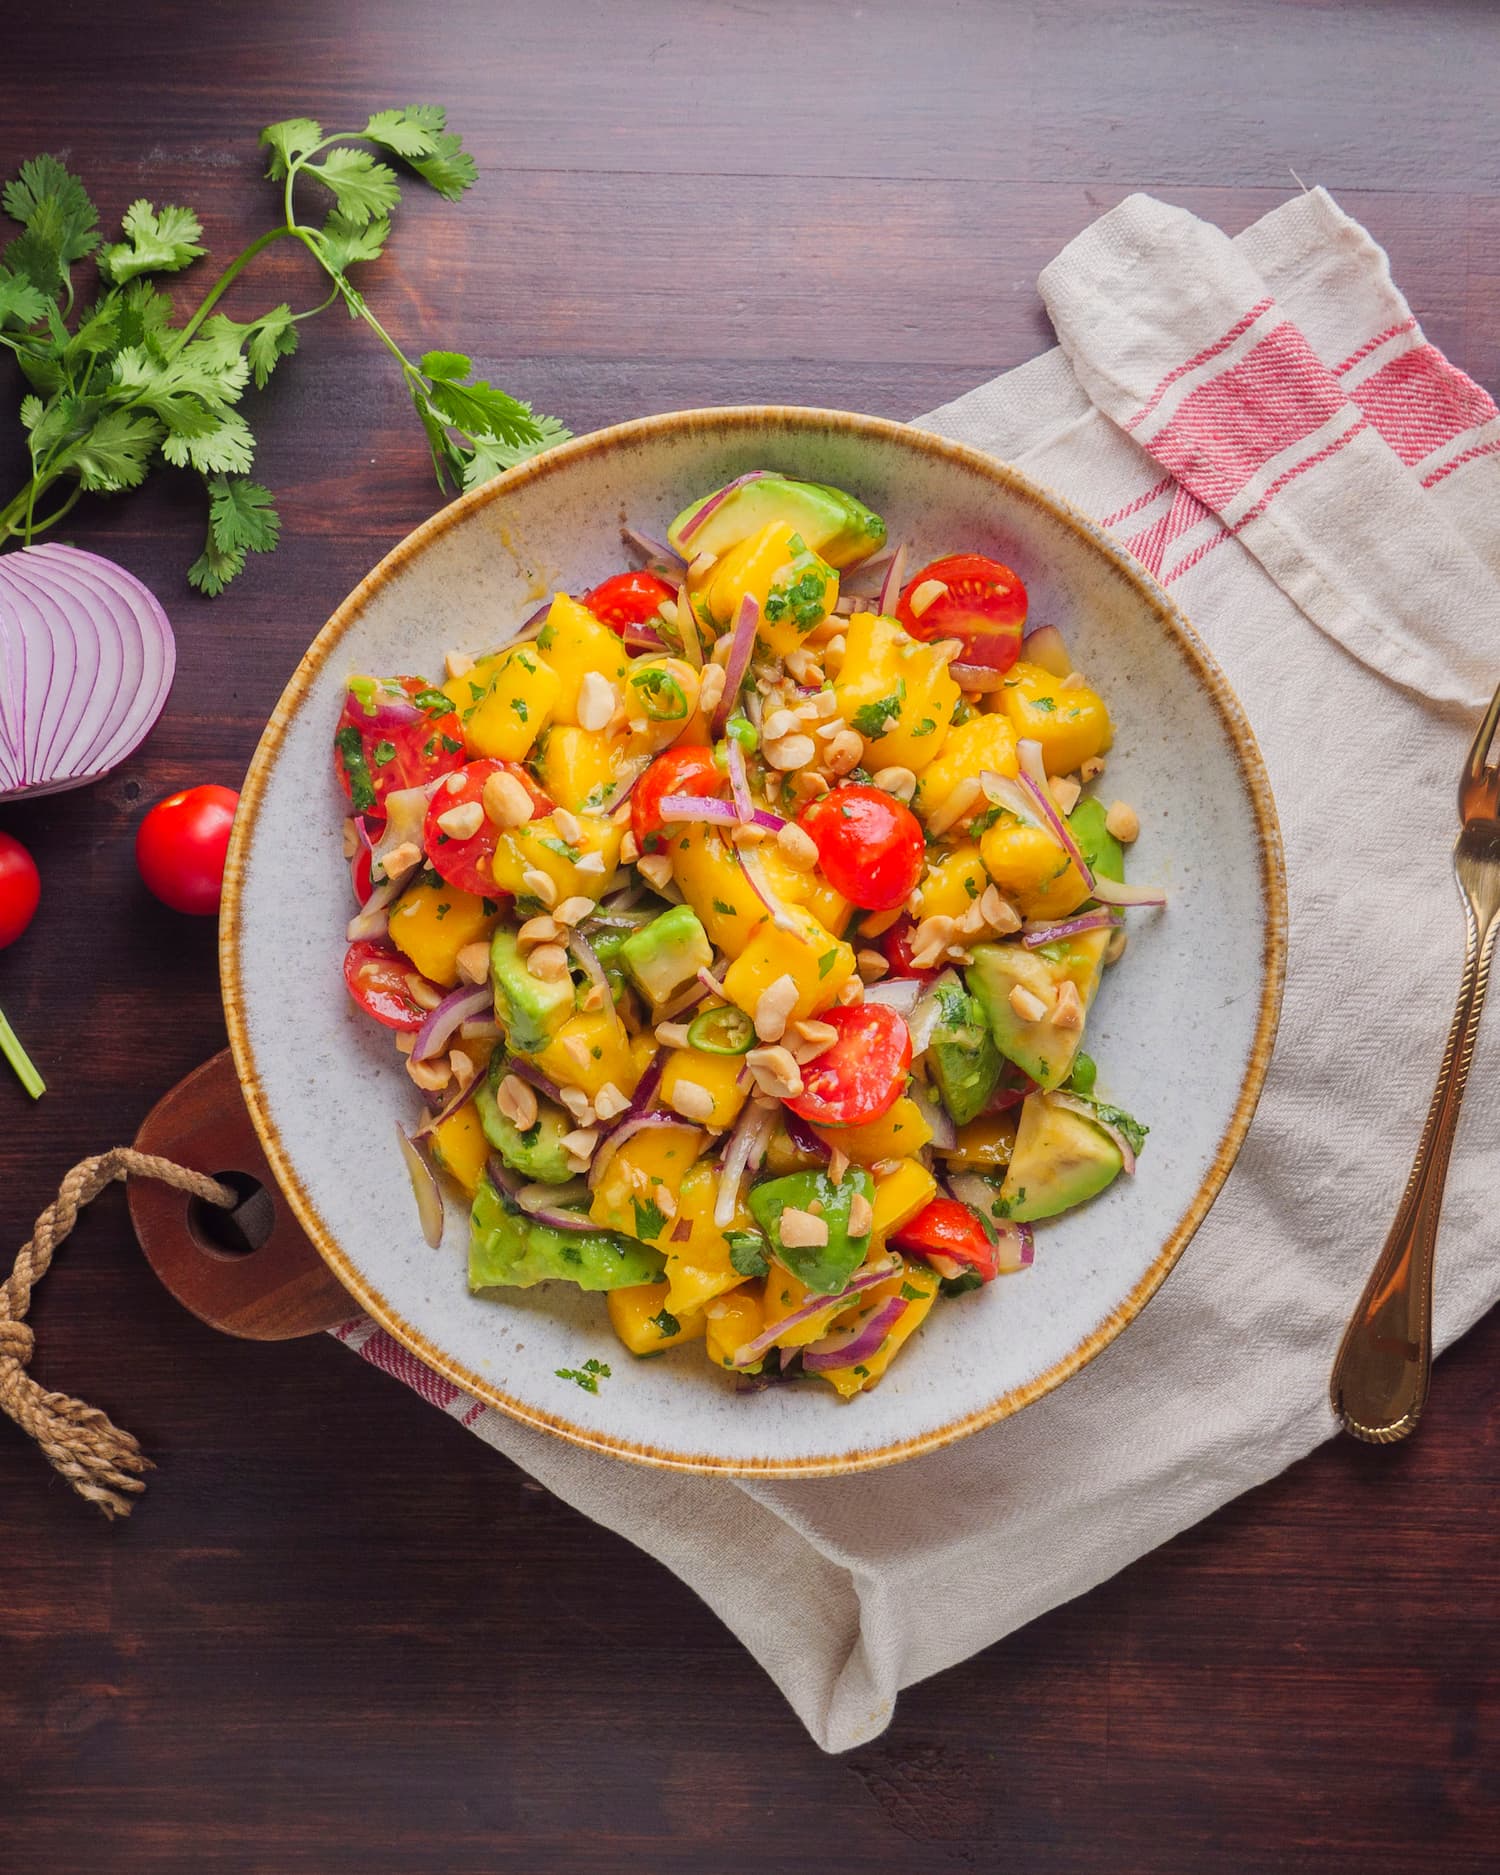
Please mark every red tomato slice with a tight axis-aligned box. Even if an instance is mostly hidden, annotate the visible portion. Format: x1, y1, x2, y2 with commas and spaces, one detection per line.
631, 745, 722, 851
891, 1198, 1000, 1283
343, 939, 440, 1032
799, 784, 925, 912
876, 914, 941, 986
334, 675, 465, 813
584, 571, 678, 633
896, 553, 1027, 671
423, 759, 550, 897
350, 838, 375, 906
785, 1002, 912, 1129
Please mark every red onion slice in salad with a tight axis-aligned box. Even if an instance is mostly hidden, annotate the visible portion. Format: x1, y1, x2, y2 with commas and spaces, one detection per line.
659, 791, 783, 833
875, 543, 907, 617
586, 1106, 688, 1191
673, 580, 702, 670
862, 977, 923, 1015
1088, 875, 1168, 908
677, 470, 769, 545
728, 1257, 901, 1368
411, 983, 493, 1062
1020, 908, 1121, 948
486, 1155, 599, 1230
949, 662, 1010, 692
396, 1127, 445, 1248
801, 1294, 908, 1374
944, 1172, 1036, 1269
710, 592, 758, 738
736, 842, 800, 933
726, 736, 754, 823
621, 524, 684, 568
714, 1096, 776, 1228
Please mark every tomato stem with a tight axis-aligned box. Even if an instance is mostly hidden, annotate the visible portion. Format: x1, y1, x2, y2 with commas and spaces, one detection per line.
0, 1002, 45, 1099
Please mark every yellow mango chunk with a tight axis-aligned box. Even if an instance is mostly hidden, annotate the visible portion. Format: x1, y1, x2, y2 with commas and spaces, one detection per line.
697, 521, 839, 656
917, 843, 990, 922
660, 1043, 749, 1132
490, 811, 622, 908
980, 819, 1090, 920
427, 1099, 490, 1199
454, 644, 560, 762
589, 1121, 706, 1243
720, 906, 854, 1024
811, 1256, 940, 1397
607, 1281, 706, 1355
667, 824, 849, 957
834, 611, 958, 774
535, 1008, 638, 1103
388, 878, 501, 987
940, 1112, 1019, 1169
705, 1287, 765, 1372
914, 715, 1019, 820
660, 1160, 753, 1318
811, 1095, 933, 1166
760, 1265, 850, 1350
533, 724, 631, 815
535, 592, 630, 724
867, 1160, 938, 1253
620, 657, 702, 758
996, 660, 1112, 775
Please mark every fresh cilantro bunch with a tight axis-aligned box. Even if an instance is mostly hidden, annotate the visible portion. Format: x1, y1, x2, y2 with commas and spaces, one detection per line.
0, 110, 568, 593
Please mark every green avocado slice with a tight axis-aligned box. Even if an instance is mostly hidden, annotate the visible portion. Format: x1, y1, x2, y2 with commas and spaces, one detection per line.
489, 926, 574, 1054
468, 1175, 666, 1293
965, 929, 1109, 1091
667, 474, 886, 569
997, 1093, 1123, 1222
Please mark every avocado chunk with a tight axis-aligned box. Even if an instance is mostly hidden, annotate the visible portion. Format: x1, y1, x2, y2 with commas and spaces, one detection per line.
620, 904, 712, 1006
966, 930, 1110, 1090
998, 1093, 1122, 1222
468, 1174, 666, 1292
474, 1059, 576, 1183
668, 474, 886, 569
748, 1166, 875, 1294
1067, 796, 1124, 884
490, 926, 574, 1053
923, 971, 1003, 1125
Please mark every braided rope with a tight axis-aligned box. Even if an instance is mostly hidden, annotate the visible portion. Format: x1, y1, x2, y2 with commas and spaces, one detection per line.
0, 1149, 235, 1518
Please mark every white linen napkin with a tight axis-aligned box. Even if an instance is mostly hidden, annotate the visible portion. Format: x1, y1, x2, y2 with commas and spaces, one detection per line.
332, 188, 1500, 1752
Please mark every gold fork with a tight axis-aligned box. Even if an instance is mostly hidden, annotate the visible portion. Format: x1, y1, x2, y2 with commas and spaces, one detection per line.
1330, 679, 1500, 1441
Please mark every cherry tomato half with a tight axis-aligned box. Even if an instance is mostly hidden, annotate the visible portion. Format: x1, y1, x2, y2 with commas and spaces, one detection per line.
785, 1001, 912, 1129
877, 914, 941, 986
631, 745, 722, 851
896, 553, 1027, 672
0, 831, 41, 949
424, 759, 549, 896
799, 784, 925, 912
584, 570, 678, 633
334, 675, 465, 814
891, 1198, 1000, 1283
343, 939, 442, 1032
135, 785, 239, 916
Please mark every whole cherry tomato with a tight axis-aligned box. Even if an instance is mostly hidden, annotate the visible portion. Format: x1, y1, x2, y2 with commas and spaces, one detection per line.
424, 759, 549, 896
0, 831, 41, 948
343, 938, 441, 1031
784, 1001, 912, 1129
892, 1198, 1001, 1282
631, 745, 722, 852
798, 783, 925, 911
584, 570, 678, 633
334, 675, 465, 814
896, 553, 1027, 671
135, 785, 240, 916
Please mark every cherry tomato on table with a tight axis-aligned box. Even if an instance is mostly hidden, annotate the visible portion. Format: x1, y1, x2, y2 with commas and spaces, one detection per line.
584, 570, 678, 633
892, 1197, 1001, 1283
631, 745, 722, 851
785, 1001, 912, 1129
424, 759, 550, 896
896, 553, 1027, 672
798, 783, 925, 912
334, 675, 465, 815
136, 785, 239, 916
0, 831, 41, 948
343, 938, 441, 1032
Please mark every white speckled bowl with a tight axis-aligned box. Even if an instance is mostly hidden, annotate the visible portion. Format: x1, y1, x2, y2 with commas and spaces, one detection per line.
222, 407, 1285, 1476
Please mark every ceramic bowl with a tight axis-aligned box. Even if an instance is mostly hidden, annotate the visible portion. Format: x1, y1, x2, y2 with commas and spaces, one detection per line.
222, 406, 1285, 1476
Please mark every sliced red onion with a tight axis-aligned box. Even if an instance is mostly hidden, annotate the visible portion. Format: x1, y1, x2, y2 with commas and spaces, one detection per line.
622, 523, 684, 567
715, 1097, 776, 1228
677, 470, 770, 545
412, 1061, 485, 1139
875, 543, 907, 617
487, 1155, 598, 1230
600, 879, 646, 913
349, 814, 378, 903
659, 792, 784, 833
711, 593, 759, 737
803, 1294, 908, 1374
780, 1108, 832, 1164
1021, 908, 1121, 948
862, 977, 923, 1015
942, 1173, 1035, 1271
622, 622, 667, 652
412, 983, 492, 1062
673, 581, 703, 671
1015, 740, 1095, 888
728, 1257, 901, 1368
979, 768, 1043, 828
498, 1053, 566, 1105
1089, 875, 1168, 908
696, 964, 730, 1001
1021, 623, 1072, 678
567, 928, 613, 1006
0, 544, 174, 799
840, 545, 895, 593
726, 737, 754, 823
396, 1127, 445, 1248
657, 975, 710, 1021
586, 1108, 689, 1191
950, 662, 1011, 692
346, 867, 413, 943
1044, 1093, 1138, 1174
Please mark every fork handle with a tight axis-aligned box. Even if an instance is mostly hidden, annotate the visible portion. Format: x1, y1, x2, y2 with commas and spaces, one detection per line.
1330, 901, 1500, 1440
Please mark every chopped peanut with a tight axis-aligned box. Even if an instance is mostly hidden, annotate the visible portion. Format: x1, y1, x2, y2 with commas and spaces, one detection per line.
823, 729, 864, 776
778, 1206, 829, 1248
847, 1192, 874, 1237
871, 765, 917, 802
445, 648, 475, 680
746, 1044, 803, 1099
527, 943, 571, 983
776, 822, 819, 871
495, 1073, 539, 1130
379, 840, 422, 880
856, 948, 889, 982
1052, 981, 1085, 1031
669, 1079, 715, 1122
696, 663, 726, 719
1105, 800, 1140, 843
406, 1054, 450, 1092
764, 733, 817, 772
907, 578, 949, 619
754, 973, 800, 1044
553, 895, 594, 927
520, 867, 559, 907
636, 852, 673, 890
594, 1082, 631, 1121
1049, 775, 1082, 816
482, 769, 534, 830
1008, 983, 1050, 1024
516, 914, 561, 951
455, 941, 492, 986
436, 800, 485, 841
405, 973, 444, 1011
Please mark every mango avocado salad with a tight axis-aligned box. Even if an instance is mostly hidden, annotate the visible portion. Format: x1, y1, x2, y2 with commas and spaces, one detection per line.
335, 472, 1164, 1398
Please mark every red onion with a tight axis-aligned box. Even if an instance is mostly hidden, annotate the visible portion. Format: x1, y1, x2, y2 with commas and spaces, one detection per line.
711, 593, 759, 737
677, 470, 769, 546
726, 737, 754, 824
622, 622, 667, 652
674, 580, 703, 670
499, 1054, 566, 1105
781, 1108, 831, 1163
802, 1294, 908, 1373
0, 544, 175, 799
487, 1155, 598, 1230
370, 781, 439, 880
941, 1173, 1035, 1272
396, 1127, 445, 1248
1021, 623, 1072, 678
1015, 740, 1096, 888
412, 1062, 486, 1139
412, 983, 493, 1062
728, 1257, 901, 1368
657, 975, 710, 1021
345, 870, 410, 943
1021, 909, 1121, 948
736, 843, 799, 933
659, 792, 784, 833
715, 1097, 776, 1228
586, 1107, 687, 1191
862, 977, 923, 1015
875, 543, 907, 617
622, 524, 684, 567
906, 970, 959, 1058
1045, 1092, 1139, 1173
566, 928, 613, 1007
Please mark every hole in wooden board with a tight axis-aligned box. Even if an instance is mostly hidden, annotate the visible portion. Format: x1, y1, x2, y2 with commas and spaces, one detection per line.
187, 1170, 276, 1258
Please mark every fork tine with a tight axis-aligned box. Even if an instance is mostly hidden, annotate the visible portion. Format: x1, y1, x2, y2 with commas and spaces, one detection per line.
1460, 675, 1500, 822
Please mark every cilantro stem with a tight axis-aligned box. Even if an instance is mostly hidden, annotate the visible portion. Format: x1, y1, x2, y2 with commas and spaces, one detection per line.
19, 483, 83, 538
0, 1004, 45, 1099
170, 224, 298, 352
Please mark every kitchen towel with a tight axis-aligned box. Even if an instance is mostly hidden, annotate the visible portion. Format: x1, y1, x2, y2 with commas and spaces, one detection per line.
331, 187, 1500, 1751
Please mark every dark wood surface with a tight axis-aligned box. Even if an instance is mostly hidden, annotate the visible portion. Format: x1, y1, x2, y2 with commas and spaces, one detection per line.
4, 3, 1498, 1868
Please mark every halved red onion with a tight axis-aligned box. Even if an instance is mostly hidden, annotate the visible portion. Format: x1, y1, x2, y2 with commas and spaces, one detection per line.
677, 470, 769, 545
1044, 1092, 1138, 1174
0, 544, 174, 800
1021, 623, 1072, 678
1089, 875, 1168, 908
1020, 908, 1121, 949
710, 593, 759, 737
875, 543, 907, 617
715, 1097, 776, 1228
726, 737, 754, 824
802, 1294, 908, 1374
586, 1107, 689, 1191
412, 983, 493, 1062
396, 1127, 445, 1248
728, 1257, 900, 1368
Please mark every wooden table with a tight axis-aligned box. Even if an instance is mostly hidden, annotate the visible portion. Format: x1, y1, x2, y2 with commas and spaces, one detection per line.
4, 3, 1498, 1867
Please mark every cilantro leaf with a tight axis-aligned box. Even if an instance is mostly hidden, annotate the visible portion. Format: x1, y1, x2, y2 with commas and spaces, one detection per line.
260, 118, 325, 180
98, 200, 206, 283
245, 304, 297, 388
2, 155, 99, 271
206, 476, 280, 554
725, 1228, 770, 1278
851, 687, 904, 739
0, 267, 48, 329
361, 105, 450, 158
66, 407, 162, 491
424, 367, 543, 448
305, 147, 402, 225
421, 348, 472, 381
160, 409, 255, 474
187, 534, 243, 597
318, 209, 389, 274
459, 413, 571, 488
630, 1195, 668, 1241
404, 131, 478, 201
